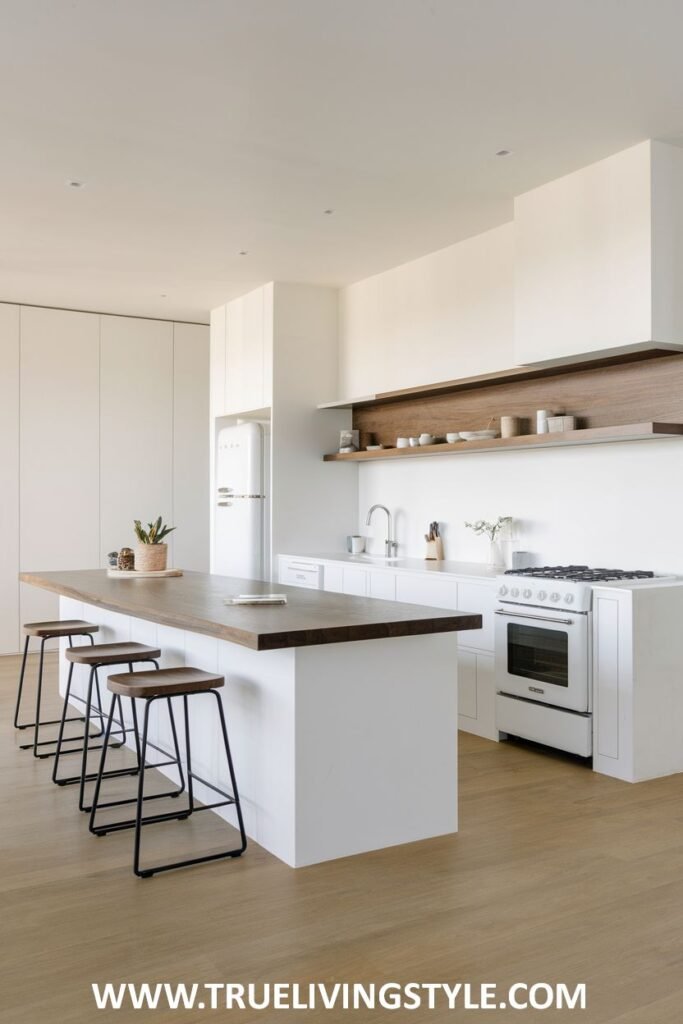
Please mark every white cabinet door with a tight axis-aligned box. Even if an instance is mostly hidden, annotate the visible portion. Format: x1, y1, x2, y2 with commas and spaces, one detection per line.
457, 581, 496, 652
19, 307, 100, 633
457, 650, 478, 720
100, 316, 173, 563
209, 305, 226, 418
369, 571, 396, 601
395, 574, 459, 610
458, 651, 496, 740
225, 297, 244, 415
173, 323, 209, 571
225, 288, 267, 414
0, 305, 19, 654
323, 563, 344, 593
342, 567, 368, 596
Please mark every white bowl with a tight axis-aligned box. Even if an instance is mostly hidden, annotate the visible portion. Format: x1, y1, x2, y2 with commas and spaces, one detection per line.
446, 432, 460, 443
366, 444, 384, 451
459, 430, 498, 441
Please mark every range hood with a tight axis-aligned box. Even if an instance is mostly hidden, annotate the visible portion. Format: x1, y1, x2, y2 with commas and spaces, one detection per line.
514, 140, 683, 367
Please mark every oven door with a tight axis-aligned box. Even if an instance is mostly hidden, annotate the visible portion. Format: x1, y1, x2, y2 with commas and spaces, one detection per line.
494, 605, 590, 712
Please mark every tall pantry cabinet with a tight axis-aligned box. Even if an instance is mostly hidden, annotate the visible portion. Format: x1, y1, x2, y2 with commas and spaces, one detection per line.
0, 304, 209, 655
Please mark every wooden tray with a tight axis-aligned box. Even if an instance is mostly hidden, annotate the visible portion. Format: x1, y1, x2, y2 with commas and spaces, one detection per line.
107, 568, 183, 579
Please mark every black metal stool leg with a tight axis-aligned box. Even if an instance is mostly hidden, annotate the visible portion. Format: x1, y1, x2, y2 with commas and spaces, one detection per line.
214, 690, 248, 855
13, 635, 31, 729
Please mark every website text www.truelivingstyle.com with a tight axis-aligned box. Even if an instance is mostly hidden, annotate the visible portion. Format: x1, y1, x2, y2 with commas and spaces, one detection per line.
91, 980, 587, 1013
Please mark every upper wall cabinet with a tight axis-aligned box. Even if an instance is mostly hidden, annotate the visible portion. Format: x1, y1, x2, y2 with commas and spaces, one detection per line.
514, 140, 683, 366
210, 285, 273, 417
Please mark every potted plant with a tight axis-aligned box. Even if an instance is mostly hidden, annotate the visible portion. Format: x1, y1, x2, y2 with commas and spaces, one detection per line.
464, 516, 512, 567
133, 517, 176, 572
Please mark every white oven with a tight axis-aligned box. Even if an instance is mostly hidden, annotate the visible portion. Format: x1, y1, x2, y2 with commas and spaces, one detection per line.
494, 604, 590, 713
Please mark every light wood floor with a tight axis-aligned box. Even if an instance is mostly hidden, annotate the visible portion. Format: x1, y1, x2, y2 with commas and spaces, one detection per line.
2, 652, 683, 1023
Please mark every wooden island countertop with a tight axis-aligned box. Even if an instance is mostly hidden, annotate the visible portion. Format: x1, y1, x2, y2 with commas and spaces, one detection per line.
20, 569, 482, 651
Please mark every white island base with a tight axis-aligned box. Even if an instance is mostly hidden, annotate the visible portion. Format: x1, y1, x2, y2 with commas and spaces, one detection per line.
59, 597, 458, 867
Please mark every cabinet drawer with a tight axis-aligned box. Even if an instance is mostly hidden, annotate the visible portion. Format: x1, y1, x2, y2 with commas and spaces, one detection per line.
279, 561, 323, 589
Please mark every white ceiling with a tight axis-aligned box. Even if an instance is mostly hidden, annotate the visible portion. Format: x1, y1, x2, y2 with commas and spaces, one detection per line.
3, 0, 683, 323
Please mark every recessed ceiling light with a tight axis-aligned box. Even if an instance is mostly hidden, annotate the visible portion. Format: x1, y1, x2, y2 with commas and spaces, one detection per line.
495, 150, 512, 157
66, 179, 84, 188
324, 208, 334, 215
239, 250, 248, 256
160, 293, 167, 298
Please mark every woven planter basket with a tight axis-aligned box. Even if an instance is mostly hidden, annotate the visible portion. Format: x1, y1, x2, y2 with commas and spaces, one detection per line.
134, 543, 168, 572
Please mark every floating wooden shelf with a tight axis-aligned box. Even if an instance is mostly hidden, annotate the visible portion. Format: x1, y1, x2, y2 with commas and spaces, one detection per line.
323, 423, 683, 462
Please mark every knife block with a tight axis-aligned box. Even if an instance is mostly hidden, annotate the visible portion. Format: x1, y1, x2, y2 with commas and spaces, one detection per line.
425, 538, 444, 561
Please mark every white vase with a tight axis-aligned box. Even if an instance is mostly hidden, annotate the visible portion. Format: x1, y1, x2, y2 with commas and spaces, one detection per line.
488, 538, 504, 568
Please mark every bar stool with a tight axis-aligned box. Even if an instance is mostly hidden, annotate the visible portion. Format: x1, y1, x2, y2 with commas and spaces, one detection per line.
52, 642, 168, 813
89, 667, 247, 878
14, 620, 101, 758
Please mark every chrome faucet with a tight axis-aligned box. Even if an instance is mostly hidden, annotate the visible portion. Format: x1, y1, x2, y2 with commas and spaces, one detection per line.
365, 504, 398, 557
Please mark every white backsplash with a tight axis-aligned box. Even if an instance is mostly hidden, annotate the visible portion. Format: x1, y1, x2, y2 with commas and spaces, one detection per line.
357, 438, 682, 573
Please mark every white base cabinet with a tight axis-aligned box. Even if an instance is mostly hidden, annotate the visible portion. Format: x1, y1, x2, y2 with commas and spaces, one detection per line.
278, 554, 498, 741
592, 582, 683, 782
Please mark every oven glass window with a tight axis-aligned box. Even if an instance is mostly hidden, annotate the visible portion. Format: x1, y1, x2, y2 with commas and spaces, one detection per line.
507, 623, 569, 687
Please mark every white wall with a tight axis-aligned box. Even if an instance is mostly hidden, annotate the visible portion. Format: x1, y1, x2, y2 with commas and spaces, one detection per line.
358, 440, 683, 573
338, 222, 514, 398
0, 303, 209, 655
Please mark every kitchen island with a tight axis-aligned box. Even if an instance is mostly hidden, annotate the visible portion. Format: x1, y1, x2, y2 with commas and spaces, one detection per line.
20, 570, 481, 867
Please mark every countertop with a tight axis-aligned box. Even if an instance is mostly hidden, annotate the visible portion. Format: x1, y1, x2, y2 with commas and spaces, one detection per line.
279, 552, 499, 580
20, 569, 483, 652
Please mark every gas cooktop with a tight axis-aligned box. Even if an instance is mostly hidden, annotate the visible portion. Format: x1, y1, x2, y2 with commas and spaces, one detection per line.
504, 565, 656, 583
497, 565, 673, 613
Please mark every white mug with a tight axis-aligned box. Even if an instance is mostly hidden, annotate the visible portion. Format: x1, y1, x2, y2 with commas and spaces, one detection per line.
419, 433, 434, 445
409, 437, 420, 447
346, 535, 365, 554
397, 437, 409, 448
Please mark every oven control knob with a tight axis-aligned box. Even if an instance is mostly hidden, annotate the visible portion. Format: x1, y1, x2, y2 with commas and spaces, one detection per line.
537, 589, 547, 601
510, 587, 520, 598
550, 591, 561, 602
564, 593, 574, 605
523, 588, 532, 599
498, 585, 508, 596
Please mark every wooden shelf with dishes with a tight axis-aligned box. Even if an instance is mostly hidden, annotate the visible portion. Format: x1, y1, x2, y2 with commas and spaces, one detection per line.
321, 347, 683, 462
323, 423, 683, 462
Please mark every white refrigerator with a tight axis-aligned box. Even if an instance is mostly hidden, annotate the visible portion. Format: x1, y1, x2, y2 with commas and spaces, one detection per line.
213, 422, 269, 579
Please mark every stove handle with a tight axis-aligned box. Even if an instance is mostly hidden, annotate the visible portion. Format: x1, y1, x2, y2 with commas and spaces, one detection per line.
495, 609, 574, 626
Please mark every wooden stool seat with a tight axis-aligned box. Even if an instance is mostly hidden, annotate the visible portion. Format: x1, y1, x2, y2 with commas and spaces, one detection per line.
108, 666, 224, 699
65, 642, 161, 666
23, 620, 99, 639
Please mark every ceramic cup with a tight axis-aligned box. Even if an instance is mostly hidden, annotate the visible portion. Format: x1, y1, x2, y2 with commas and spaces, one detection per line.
446, 432, 459, 443
346, 535, 365, 554
419, 433, 434, 445
409, 437, 420, 447
397, 437, 409, 448
501, 416, 520, 439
